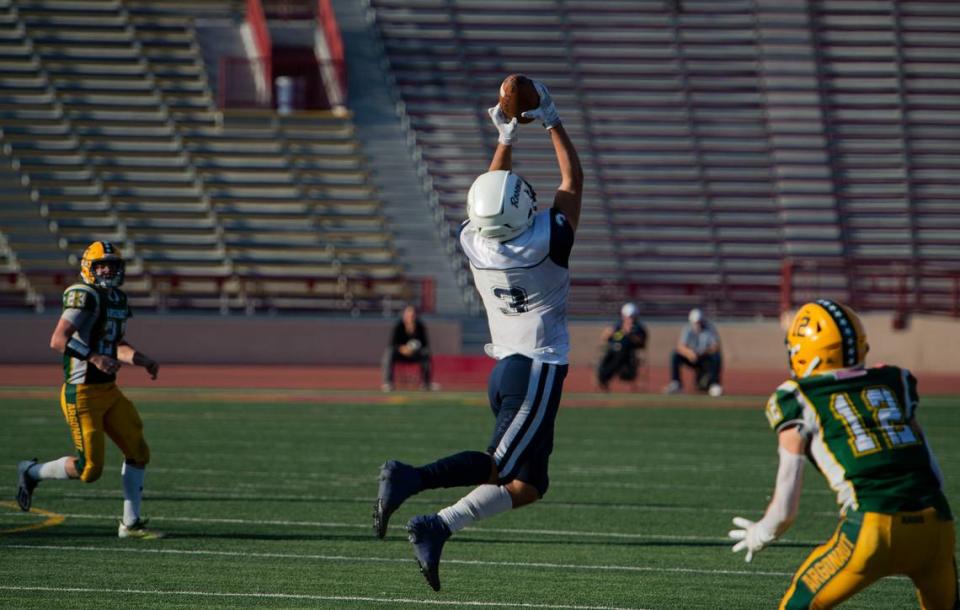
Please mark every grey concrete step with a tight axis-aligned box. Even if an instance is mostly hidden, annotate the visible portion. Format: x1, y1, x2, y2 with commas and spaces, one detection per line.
332, 0, 468, 316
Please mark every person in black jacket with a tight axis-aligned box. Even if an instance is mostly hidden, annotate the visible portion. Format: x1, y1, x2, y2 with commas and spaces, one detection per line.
596, 302, 647, 391
382, 304, 434, 391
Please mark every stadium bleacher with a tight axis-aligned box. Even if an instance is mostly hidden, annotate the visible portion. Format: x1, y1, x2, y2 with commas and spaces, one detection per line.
0, 0, 957, 317
367, 0, 960, 318
0, 0, 410, 314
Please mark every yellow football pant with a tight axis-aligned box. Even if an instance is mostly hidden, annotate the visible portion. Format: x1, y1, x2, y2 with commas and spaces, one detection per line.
60, 383, 150, 483
780, 507, 958, 609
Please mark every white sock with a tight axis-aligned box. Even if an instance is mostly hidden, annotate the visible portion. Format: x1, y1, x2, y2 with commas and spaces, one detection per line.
121, 462, 145, 527
437, 484, 513, 534
36, 457, 72, 480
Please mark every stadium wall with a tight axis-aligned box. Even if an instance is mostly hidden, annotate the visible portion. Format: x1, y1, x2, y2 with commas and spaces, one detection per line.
0, 315, 461, 366
1, 314, 957, 374
569, 314, 960, 376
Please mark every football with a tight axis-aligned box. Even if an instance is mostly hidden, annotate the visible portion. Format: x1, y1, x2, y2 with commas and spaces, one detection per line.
499, 74, 539, 124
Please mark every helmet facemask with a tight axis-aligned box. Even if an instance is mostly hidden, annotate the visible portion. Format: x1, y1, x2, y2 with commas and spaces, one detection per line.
89, 259, 125, 288
80, 241, 125, 288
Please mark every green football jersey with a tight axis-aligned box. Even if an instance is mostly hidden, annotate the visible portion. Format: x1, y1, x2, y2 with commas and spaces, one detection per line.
61, 283, 131, 385
765, 365, 950, 518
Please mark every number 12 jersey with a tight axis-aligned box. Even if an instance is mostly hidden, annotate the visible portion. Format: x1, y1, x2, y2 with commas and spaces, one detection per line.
766, 365, 950, 519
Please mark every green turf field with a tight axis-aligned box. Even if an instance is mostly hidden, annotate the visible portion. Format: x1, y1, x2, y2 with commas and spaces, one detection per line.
1, 388, 957, 609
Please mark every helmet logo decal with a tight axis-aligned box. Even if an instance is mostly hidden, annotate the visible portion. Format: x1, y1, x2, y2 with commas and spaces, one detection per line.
509, 179, 522, 208
523, 181, 536, 202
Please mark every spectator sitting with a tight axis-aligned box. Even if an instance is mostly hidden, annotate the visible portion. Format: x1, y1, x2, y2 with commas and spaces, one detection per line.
382, 305, 435, 391
664, 308, 723, 397
596, 302, 648, 391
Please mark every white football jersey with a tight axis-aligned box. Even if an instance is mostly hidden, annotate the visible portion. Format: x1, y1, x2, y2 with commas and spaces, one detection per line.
460, 208, 574, 364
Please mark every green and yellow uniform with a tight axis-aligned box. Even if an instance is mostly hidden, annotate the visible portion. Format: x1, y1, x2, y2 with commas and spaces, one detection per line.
766, 366, 956, 609
60, 283, 149, 483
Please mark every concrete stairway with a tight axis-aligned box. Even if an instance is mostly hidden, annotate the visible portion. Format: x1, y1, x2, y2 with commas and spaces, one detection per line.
330, 0, 468, 316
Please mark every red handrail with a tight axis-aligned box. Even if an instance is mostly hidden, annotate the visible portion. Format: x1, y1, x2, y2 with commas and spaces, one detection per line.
246, 0, 273, 90
780, 260, 960, 318
317, 0, 346, 100
780, 259, 793, 315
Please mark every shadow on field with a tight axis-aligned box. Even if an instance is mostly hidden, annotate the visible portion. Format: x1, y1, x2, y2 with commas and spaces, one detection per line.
10, 528, 378, 543
449, 535, 816, 551
140, 494, 373, 504
7, 527, 818, 550
171, 532, 377, 542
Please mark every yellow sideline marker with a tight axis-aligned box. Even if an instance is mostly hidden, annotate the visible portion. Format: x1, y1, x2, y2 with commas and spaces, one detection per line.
0, 501, 65, 535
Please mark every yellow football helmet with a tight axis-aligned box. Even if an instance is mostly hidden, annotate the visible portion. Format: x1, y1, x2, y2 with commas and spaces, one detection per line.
785, 299, 868, 378
80, 241, 125, 288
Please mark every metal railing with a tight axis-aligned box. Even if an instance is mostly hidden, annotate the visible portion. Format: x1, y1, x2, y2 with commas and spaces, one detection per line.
781, 260, 960, 318
316, 0, 346, 101
246, 0, 273, 88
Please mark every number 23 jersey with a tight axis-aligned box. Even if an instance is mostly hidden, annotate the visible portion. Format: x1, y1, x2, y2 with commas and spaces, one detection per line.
460, 208, 574, 364
765, 365, 950, 518
61, 283, 131, 385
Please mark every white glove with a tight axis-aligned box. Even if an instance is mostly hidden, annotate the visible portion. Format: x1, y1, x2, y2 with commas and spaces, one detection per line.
520, 79, 561, 129
487, 104, 519, 145
728, 516, 776, 563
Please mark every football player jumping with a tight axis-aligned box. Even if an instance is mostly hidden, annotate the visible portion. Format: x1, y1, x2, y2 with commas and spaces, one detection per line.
729, 300, 957, 609
16, 241, 163, 539
373, 78, 582, 591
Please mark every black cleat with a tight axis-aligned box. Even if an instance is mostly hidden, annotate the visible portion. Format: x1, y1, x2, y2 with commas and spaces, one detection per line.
407, 513, 451, 591
16, 459, 38, 512
373, 460, 421, 539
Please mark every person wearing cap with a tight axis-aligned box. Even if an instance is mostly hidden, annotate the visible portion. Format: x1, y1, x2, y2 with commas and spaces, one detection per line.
596, 302, 648, 391
665, 308, 723, 396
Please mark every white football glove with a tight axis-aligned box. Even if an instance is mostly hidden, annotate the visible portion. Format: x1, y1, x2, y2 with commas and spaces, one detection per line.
728, 516, 776, 563
520, 79, 561, 129
487, 104, 519, 145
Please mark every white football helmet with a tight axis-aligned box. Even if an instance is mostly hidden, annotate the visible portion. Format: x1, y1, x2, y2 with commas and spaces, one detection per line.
467, 170, 537, 242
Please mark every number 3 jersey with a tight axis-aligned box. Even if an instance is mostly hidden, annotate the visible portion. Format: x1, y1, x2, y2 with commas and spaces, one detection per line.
60, 283, 131, 385
765, 365, 950, 518
460, 208, 574, 364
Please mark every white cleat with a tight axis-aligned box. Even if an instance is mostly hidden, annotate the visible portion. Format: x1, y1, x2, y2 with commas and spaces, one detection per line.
118, 518, 164, 540
708, 384, 724, 397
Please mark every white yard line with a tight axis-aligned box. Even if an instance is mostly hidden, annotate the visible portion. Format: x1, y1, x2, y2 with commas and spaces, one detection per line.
22, 487, 842, 518
1, 544, 794, 578
2, 510, 827, 545
0, 585, 646, 610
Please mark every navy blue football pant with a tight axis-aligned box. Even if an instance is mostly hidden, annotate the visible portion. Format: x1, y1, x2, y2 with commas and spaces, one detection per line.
487, 355, 567, 497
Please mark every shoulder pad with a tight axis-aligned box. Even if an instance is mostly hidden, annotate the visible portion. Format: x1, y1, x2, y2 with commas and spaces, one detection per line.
765, 380, 805, 430
63, 283, 100, 310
